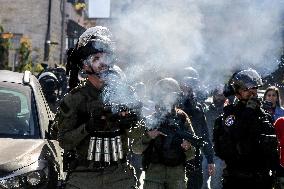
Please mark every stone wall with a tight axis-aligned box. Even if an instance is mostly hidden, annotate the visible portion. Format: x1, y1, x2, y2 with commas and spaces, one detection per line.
0, 0, 63, 66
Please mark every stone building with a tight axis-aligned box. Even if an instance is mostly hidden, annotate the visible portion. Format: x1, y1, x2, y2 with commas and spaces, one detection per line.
0, 0, 86, 69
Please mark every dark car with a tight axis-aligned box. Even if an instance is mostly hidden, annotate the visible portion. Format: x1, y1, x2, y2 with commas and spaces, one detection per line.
0, 70, 65, 188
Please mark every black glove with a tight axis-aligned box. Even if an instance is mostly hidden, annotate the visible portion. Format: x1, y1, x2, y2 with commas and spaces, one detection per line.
118, 113, 139, 129
246, 96, 261, 110
85, 117, 106, 133
262, 100, 273, 112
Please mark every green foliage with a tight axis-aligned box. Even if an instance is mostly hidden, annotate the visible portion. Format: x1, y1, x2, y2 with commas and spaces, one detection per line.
19, 36, 32, 66
34, 63, 44, 73
21, 62, 33, 72
0, 24, 10, 69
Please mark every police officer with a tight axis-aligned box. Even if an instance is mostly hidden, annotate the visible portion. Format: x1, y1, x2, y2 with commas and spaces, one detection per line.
129, 82, 156, 187
38, 71, 60, 113
203, 87, 226, 189
132, 78, 196, 189
213, 68, 278, 189
179, 77, 215, 189
53, 65, 68, 98
54, 26, 140, 189
178, 67, 208, 105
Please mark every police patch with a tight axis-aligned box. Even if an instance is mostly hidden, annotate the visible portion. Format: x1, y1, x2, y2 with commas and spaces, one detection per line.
225, 115, 235, 127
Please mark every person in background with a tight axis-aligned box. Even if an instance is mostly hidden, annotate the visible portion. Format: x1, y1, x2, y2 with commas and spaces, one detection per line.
134, 82, 155, 118
179, 77, 215, 189
128, 81, 155, 187
263, 86, 284, 122
263, 86, 284, 189
38, 71, 60, 113
274, 117, 284, 189
53, 65, 68, 99
177, 67, 209, 106
132, 78, 196, 189
203, 86, 226, 189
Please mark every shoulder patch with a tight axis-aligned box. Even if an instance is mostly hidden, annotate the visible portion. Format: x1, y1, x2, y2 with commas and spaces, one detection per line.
224, 115, 235, 127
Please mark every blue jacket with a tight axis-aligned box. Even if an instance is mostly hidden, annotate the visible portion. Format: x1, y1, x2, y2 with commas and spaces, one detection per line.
274, 106, 284, 121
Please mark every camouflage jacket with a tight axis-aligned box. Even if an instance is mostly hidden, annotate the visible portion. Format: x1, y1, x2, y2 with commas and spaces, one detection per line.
54, 80, 140, 162
131, 108, 196, 163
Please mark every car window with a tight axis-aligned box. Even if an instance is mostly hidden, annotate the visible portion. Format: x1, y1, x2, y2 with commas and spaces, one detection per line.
0, 83, 40, 138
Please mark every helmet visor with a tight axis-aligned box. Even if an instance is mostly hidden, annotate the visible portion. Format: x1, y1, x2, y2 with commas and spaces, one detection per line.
233, 69, 263, 90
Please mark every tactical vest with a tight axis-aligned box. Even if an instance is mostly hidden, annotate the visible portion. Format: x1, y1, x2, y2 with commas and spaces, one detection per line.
213, 103, 277, 171
213, 105, 240, 161
80, 86, 126, 165
143, 112, 187, 168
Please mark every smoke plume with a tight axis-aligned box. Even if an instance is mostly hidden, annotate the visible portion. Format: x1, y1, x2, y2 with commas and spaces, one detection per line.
96, 0, 284, 116
108, 0, 283, 86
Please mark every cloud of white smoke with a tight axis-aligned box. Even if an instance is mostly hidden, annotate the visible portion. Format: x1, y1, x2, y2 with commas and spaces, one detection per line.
108, 0, 283, 88
95, 0, 284, 115
198, 0, 284, 85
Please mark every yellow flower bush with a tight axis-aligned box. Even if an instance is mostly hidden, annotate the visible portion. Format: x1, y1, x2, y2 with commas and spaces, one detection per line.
1, 32, 13, 39
19, 36, 32, 72
21, 62, 33, 72
74, 3, 86, 11
0, 25, 11, 69
34, 63, 44, 73
20, 36, 32, 51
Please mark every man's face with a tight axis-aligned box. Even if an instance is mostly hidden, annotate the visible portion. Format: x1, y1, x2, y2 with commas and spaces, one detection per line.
213, 93, 226, 107
237, 87, 258, 101
89, 52, 111, 73
155, 92, 179, 113
181, 85, 194, 97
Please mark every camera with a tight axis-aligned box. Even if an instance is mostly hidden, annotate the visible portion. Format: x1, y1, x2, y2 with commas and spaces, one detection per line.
262, 100, 274, 113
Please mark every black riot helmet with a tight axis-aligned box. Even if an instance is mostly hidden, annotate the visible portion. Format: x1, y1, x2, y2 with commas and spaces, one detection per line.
181, 76, 199, 88
230, 68, 263, 93
153, 78, 182, 112
154, 78, 181, 97
78, 36, 115, 65
38, 72, 59, 97
182, 66, 199, 80
67, 26, 116, 90
71, 26, 116, 70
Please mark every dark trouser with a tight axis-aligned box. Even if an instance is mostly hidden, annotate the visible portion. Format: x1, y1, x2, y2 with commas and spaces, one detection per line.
186, 157, 203, 189
222, 171, 274, 189
275, 177, 284, 189
202, 155, 225, 189
128, 152, 142, 187
65, 163, 137, 189
143, 163, 186, 189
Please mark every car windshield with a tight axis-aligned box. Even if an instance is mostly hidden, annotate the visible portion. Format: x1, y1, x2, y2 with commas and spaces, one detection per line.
0, 83, 40, 139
